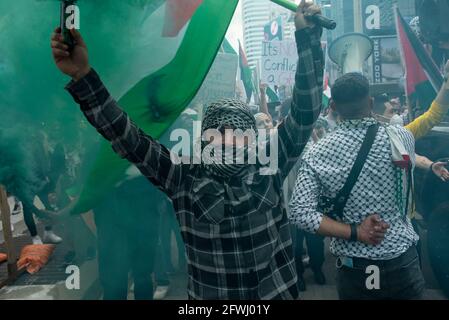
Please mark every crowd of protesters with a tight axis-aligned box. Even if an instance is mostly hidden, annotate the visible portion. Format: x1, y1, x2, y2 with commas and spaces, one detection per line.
1, 1, 439, 301
45, 1, 449, 300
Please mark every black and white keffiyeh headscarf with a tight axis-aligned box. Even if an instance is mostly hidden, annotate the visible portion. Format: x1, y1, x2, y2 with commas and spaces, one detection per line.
201, 99, 257, 178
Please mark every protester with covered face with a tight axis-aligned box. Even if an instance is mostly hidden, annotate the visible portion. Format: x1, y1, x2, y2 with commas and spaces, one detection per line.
50, 2, 332, 300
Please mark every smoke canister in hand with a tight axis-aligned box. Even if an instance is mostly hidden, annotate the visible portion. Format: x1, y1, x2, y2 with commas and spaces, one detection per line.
60, 0, 77, 50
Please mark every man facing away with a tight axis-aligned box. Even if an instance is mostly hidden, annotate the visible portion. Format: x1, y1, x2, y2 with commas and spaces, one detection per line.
289, 71, 449, 300
49, 3, 362, 299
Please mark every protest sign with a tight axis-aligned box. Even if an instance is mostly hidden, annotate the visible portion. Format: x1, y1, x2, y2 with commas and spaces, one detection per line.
260, 40, 298, 88
193, 53, 238, 106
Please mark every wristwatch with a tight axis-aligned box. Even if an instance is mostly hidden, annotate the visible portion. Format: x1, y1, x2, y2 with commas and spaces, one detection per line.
430, 162, 436, 173
349, 224, 358, 242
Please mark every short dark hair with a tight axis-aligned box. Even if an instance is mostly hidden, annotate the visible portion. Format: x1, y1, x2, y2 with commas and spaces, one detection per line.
373, 94, 389, 115
331, 73, 370, 104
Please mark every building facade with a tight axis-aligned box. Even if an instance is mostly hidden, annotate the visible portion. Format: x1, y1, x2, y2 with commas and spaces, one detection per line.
327, 0, 417, 41
242, 0, 299, 69
242, 0, 270, 69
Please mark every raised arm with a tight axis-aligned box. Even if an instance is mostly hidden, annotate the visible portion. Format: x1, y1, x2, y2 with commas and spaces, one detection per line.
51, 28, 184, 196
276, 4, 323, 179
259, 83, 272, 119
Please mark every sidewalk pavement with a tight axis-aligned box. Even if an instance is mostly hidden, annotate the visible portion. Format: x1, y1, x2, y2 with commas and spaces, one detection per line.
1, 199, 446, 300
0, 199, 100, 300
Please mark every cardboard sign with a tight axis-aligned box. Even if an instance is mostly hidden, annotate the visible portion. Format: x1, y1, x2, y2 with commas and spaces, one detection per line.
260, 40, 298, 88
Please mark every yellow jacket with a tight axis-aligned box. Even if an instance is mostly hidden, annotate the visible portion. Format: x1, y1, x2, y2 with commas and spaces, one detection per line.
404, 100, 448, 219
405, 101, 449, 139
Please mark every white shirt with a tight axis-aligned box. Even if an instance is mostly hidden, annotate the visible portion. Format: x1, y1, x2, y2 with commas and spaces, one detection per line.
289, 118, 419, 260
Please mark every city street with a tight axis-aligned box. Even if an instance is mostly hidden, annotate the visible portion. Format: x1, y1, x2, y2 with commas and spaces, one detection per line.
1, 0, 449, 303
1, 203, 446, 300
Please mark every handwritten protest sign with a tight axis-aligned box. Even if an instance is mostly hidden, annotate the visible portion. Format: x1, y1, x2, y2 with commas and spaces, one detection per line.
260, 40, 298, 88
193, 53, 238, 106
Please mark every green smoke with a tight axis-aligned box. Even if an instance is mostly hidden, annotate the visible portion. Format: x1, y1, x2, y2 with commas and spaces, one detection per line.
0, 0, 166, 199
0, 127, 39, 202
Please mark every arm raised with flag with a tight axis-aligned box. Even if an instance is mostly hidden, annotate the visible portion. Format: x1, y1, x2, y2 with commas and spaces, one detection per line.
405, 60, 449, 139
276, 1, 324, 179
50, 28, 185, 197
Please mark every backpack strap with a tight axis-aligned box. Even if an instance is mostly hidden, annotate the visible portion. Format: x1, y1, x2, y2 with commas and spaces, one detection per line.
332, 124, 380, 220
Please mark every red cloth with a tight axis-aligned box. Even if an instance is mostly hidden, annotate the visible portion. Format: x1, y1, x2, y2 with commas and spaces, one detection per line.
163, 0, 203, 37
17, 244, 55, 274
396, 10, 428, 97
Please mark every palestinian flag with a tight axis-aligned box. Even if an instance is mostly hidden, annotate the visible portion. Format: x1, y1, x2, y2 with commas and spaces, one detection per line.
239, 41, 254, 103
76, 0, 239, 213
266, 87, 280, 103
394, 6, 443, 116
221, 38, 237, 54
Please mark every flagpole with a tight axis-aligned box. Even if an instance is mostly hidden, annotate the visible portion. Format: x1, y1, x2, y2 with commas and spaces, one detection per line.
270, 0, 337, 31
270, 0, 298, 12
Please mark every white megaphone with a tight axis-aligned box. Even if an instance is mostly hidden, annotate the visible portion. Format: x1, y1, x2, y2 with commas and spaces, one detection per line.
328, 33, 374, 74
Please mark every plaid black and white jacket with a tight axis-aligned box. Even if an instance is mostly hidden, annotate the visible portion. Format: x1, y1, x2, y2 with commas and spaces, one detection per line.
67, 28, 323, 300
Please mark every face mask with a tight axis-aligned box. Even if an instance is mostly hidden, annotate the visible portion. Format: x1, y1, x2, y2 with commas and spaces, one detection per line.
202, 144, 249, 179
201, 99, 257, 179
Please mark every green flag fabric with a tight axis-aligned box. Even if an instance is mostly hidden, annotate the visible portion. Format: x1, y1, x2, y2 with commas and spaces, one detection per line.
0, 0, 238, 214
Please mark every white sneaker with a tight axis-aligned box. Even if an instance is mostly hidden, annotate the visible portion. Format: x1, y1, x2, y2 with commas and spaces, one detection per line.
12, 201, 23, 215
43, 230, 63, 244
302, 255, 310, 268
153, 286, 170, 300
32, 236, 43, 245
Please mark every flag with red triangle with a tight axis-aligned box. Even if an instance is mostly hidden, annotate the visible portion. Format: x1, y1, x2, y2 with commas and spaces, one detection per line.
394, 6, 443, 114
0, 0, 239, 214
79, 0, 239, 213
